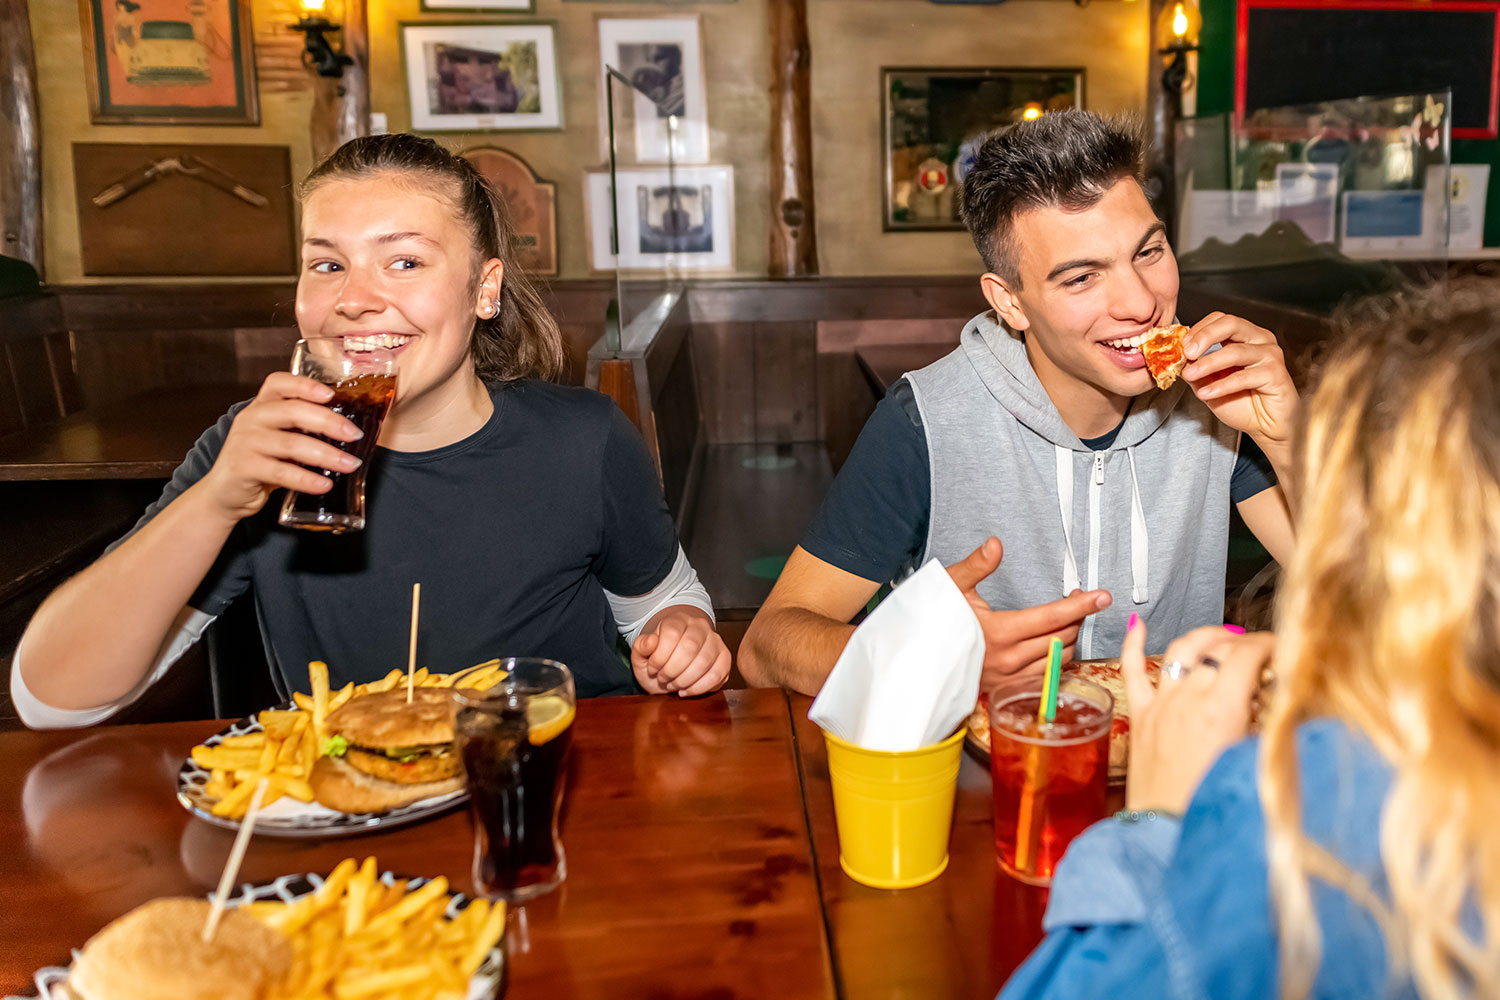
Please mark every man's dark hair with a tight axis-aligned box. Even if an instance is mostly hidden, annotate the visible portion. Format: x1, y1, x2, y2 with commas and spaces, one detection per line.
958, 110, 1147, 287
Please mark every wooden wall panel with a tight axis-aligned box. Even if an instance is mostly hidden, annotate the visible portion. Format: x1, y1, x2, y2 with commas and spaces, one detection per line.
3, 337, 60, 427
752, 320, 817, 443
690, 321, 756, 445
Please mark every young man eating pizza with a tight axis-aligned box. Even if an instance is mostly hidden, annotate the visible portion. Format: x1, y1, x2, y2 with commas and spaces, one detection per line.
739, 110, 1298, 697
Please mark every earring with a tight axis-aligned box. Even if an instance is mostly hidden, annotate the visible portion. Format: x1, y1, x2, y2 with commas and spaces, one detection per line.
479, 301, 496, 318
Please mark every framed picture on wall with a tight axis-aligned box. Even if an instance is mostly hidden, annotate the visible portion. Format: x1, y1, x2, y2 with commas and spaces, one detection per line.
421, 0, 535, 11
584, 165, 735, 272
401, 22, 562, 132
596, 16, 710, 163
463, 147, 558, 275
882, 66, 1084, 230
78, 0, 260, 125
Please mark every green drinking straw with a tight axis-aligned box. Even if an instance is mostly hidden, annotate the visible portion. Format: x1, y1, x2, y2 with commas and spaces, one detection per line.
1038, 636, 1063, 723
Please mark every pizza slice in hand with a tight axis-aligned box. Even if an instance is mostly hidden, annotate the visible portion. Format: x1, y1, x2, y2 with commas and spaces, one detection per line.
1141, 323, 1188, 390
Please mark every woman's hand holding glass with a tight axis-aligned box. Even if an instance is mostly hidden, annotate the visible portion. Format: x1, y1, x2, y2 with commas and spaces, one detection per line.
197, 372, 365, 524
1121, 622, 1272, 815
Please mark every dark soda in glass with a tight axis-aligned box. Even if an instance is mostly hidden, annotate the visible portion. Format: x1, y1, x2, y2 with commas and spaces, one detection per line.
278, 371, 396, 533
989, 678, 1112, 886
455, 677, 574, 903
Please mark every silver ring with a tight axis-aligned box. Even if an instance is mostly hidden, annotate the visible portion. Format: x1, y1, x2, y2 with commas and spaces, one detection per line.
1163, 659, 1190, 682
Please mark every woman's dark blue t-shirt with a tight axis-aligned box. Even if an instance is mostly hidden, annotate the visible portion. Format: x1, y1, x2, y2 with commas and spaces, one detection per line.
116, 380, 678, 699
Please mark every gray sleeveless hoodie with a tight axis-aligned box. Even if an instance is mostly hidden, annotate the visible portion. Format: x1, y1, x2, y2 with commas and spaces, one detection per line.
905, 311, 1239, 659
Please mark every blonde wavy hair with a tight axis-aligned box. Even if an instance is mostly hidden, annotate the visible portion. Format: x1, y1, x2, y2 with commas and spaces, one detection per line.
1260, 278, 1500, 998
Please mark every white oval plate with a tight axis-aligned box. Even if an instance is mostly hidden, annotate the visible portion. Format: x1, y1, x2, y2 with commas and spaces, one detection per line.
176, 709, 467, 838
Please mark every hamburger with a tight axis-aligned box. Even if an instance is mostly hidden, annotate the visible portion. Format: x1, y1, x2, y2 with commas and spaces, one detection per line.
67, 897, 291, 1000
310, 687, 467, 813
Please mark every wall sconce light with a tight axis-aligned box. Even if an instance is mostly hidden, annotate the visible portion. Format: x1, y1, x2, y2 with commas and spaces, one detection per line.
292, 0, 353, 78
1157, 0, 1202, 99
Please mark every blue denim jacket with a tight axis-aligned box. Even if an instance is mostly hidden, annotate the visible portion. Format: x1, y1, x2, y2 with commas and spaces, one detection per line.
999, 719, 1412, 1000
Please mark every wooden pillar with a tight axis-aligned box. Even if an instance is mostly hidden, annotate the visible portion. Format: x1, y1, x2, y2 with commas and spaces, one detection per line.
309, 0, 370, 164
1145, 0, 1178, 242
768, 0, 818, 277
0, 0, 43, 275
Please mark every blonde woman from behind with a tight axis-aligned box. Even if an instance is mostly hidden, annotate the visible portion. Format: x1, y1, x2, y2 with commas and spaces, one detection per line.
999, 278, 1500, 999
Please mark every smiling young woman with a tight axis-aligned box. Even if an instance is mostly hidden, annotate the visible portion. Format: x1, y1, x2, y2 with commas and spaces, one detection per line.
13, 134, 731, 728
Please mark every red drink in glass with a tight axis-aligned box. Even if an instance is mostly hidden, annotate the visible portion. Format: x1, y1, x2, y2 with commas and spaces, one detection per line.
989, 675, 1112, 886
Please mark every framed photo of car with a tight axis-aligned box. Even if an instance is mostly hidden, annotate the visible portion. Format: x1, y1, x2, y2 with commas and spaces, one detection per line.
401, 22, 563, 132
78, 0, 260, 125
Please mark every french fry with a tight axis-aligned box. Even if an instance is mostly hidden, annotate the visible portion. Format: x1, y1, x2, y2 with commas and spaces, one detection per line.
219, 732, 268, 749
459, 901, 507, 977
309, 660, 332, 744
192, 745, 265, 770
271, 774, 315, 802
329, 682, 355, 713
343, 857, 376, 936
210, 777, 259, 817
293, 692, 315, 713
358, 876, 448, 938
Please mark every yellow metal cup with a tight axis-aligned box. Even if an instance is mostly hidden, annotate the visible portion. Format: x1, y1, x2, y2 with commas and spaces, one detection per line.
823, 727, 965, 889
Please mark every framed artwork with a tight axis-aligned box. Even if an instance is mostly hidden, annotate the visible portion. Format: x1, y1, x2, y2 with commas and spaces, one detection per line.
584, 165, 735, 272
597, 16, 709, 164
401, 22, 562, 132
463, 147, 558, 276
882, 67, 1084, 230
78, 0, 260, 125
422, 0, 534, 10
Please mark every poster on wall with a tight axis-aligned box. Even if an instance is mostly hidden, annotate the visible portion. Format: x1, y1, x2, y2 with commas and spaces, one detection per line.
597, 16, 709, 164
584, 165, 734, 272
882, 67, 1083, 230
79, 0, 260, 125
401, 22, 563, 132
463, 147, 559, 276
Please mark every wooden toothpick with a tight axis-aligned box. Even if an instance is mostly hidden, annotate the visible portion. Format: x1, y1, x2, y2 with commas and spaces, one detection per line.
406, 583, 421, 704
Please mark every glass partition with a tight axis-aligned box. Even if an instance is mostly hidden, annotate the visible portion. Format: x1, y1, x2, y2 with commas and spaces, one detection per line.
598, 67, 692, 350
1174, 90, 1453, 306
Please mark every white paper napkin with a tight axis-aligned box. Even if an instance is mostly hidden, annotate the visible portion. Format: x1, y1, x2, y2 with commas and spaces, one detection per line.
808, 558, 985, 752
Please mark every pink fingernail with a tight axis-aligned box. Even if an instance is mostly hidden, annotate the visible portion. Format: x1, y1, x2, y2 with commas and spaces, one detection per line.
1223, 623, 1246, 635
1127, 612, 1139, 632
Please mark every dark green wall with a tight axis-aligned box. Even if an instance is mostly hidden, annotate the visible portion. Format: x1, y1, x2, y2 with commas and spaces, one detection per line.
1195, 0, 1500, 247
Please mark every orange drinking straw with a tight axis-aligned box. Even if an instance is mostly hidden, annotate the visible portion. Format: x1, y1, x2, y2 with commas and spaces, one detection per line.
1014, 638, 1064, 874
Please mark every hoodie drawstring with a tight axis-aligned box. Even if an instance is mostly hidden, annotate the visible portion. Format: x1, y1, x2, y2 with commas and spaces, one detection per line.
1054, 445, 1151, 608
1054, 447, 1081, 595
1126, 446, 1150, 605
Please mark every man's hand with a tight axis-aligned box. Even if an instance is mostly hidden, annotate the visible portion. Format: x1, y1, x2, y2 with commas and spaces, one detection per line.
946, 537, 1111, 695
631, 606, 731, 697
1182, 312, 1299, 462
1122, 621, 1271, 814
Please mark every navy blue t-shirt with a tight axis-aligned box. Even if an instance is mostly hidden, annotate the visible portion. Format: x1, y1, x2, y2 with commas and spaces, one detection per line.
116, 380, 678, 698
804, 380, 1278, 584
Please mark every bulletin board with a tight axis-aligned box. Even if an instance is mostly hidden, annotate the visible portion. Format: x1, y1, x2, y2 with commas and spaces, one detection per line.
1237, 0, 1500, 139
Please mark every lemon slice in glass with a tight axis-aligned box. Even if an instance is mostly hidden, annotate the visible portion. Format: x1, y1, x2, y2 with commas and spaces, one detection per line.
526, 694, 575, 745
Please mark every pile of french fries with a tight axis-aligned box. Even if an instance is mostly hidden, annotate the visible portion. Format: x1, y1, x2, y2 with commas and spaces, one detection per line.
240, 857, 506, 1000
192, 660, 509, 818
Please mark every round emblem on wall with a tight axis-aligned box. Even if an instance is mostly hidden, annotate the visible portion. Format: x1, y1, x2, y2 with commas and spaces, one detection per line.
917, 158, 949, 194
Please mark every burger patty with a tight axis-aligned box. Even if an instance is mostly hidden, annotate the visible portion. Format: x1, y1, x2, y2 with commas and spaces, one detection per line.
342, 746, 461, 785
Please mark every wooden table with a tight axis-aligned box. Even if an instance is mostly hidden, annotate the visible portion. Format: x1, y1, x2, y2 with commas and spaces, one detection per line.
0, 691, 1075, 999
0, 384, 252, 480
854, 344, 955, 395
